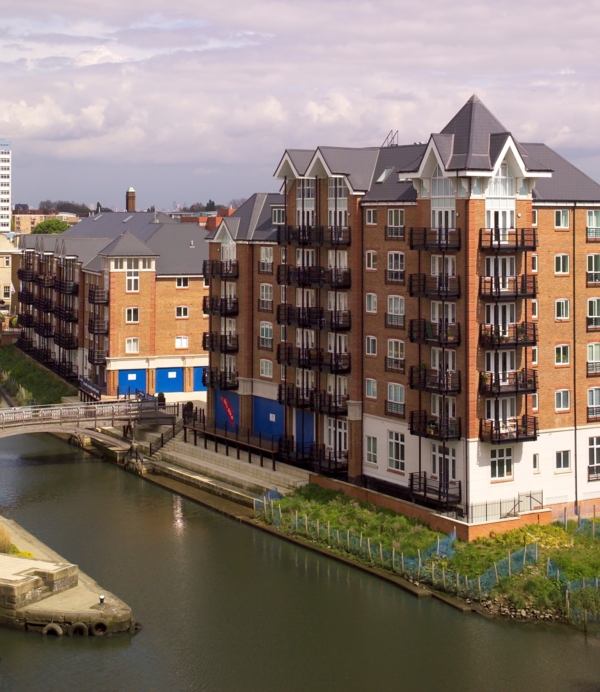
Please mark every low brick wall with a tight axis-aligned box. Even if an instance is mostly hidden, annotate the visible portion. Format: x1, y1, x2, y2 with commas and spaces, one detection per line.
309, 475, 553, 542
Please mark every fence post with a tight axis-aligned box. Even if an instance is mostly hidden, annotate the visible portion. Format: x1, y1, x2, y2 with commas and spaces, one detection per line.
401, 553, 405, 576
316, 519, 319, 539
508, 550, 511, 577
478, 576, 482, 601
392, 547, 396, 571
304, 514, 308, 536
494, 563, 499, 585
442, 567, 446, 590
347, 530, 350, 551
379, 542, 383, 565
327, 521, 330, 543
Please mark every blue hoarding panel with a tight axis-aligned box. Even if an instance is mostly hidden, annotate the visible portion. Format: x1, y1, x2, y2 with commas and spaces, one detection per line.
253, 396, 285, 439
118, 369, 146, 395
295, 410, 314, 445
155, 367, 184, 393
193, 367, 207, 392
215, 391, 239, 427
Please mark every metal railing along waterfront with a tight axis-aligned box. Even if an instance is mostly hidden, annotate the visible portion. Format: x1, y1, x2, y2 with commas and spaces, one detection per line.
149, 418, 185, 456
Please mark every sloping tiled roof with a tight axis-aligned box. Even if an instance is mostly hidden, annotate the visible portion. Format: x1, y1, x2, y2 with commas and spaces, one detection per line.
206, 193, 284, 242
362, 144, 426, 203
98, 230, 158, 257
317, 146, 380, 192
63, 211, 173, 240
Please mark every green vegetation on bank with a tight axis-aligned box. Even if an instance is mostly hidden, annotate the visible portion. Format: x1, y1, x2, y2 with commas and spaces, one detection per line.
0, 346, 76, 404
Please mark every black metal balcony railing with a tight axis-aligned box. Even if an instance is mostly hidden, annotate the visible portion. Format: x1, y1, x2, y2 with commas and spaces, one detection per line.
385, 225, 405, 241
202, 368, 239, 390
479, 370, 538, 395
54, 279, 79, 296
479, 275, 537, 300
54, 360, 79, 381
276, 304, 324, 328
18, 289, 34, 306
88, 287, 109, 305
385, 400, 405, 418
258, 261, 273, 274
276, 343, 293, 365
202, 259, 239, 279
587, 272, 600, 286
479, 228, 538, 251
409, 227, 461, 251
54, 306, 78, 322
297, 347, 324, 369
88, 349, 107, 366
409, 472, 462, 510
17, 312, 34, 328
409, 411, 461, 441
587, 228, 600, 243
589, 464, 600, 481
16, 333, 34, 352
323, 268, 351, 289
588, 406, 600, 422
53, 332, 78, 350
385, 270, 405, 285
588, 362, 600, 377
409, 366, 461, 394
479, 322, 538, 348
385, 357, 405, 373
479, 415, 538, 444
33, 296, 54, 313
88, 318, 108, 335
313, 391, 348, 416
202, 296, 239, 316
409, 319, 461, 346
323, 226, 351, 247
34, 273, 55, 288
588, 317, 600, 331
276, 266, 351, 288
32, 347, 55, 365
202, 332, 239, 353
327, 310, 351, 331
276, 225, 351, 247
277, 384, 314, 408
258, 299, 273, 312
258, 336, 273, 351
322, 353, 351, 373
385, 313, 405, 329
408, 274, 461, 299
17, 268, 34, 282
34, 321, 54, 338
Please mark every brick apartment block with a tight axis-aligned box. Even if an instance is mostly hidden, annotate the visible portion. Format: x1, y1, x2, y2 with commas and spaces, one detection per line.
203, 95, 600, 522
16, 197, 210, 402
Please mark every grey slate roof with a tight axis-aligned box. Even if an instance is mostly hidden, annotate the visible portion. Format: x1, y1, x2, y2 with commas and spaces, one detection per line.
362, 144, 426, 203
98, 230, 158, 257
206, 193, 284, 242
21, 234, 112, 266
63, 211, 173, 241
145, 225, 211, 275
286, 149, 314, 176
316, 147, 380, 192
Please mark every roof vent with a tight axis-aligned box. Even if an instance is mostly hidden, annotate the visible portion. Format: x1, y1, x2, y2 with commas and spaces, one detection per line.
190, 239, 195, 248
93, 214, 103, 221
122, 215, 133, 223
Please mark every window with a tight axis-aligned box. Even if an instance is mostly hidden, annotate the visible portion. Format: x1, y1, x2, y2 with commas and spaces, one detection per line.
259, 321, 273, 349
260, 247, 273, 269
589, 343, 600, 375
3, 256, 9, 267
366, 336, 377, 355
531, 346, 538, 365
366, 293, 377, 313
125, 337, 139, 354
259, 284, 273, 310
556, 450, 571, 470
555, 389, 571, 411
555, 254, 569, 274
431, 444, 456, 480
555, 209, 569, 229
387, 252, 405, 281
531, 300, 538, 318
555, 344, 570, 365
126, 258, 139, 292
532, 209, 538, 227
2, 286, 8, 299
141, 258, 152, 270
377, 168, 393, 183
365, 251, 377, 270
532, 393, 539, 411
176, 306, 189, 319
280, 247, 287, 263
280, 364, 286, 380
176, 277, 189, 288
366, 378, 377, 399
114, 258, 124, 270
491, 448, 513, 479
589, 387, 600, 412
531, 254, 538, 273
175, 336, 189, 349
272, 208, 285, 225
388, 339, 404, 360
126, 307, 139, 323
590, 437, 600, 470
533, 453, 539, 472
555, 299, 570, 320
588, 298, 600, 328
366, 436, 377, 464
204, 277, 209, 288
366, 209, 378, 225
388, 209, 404, 228
260, 359, 273, 378
388, 431, 405, 471
387, 295, 404, 327
387, 383, 405, 417
280, 325, 287, 342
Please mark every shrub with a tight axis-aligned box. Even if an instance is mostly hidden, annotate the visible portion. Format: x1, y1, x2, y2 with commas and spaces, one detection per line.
0, 525, 11, 553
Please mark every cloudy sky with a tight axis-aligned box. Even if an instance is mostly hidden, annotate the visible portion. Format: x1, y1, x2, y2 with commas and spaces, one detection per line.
2, 0, 600, 210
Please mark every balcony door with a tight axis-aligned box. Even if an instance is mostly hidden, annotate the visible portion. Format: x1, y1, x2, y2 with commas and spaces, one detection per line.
220, 354, 236, 373
221, 317, 236, 335
431, 255, 456, 279
296, 288, 315, 307
296, 368, 315, 389
327, 417, 348, 455
485, 350, 516, 383
327, 374, 347, 397
432, 394, 456, 419
328, 333, 348, 354
486, 397, 516, 426
296, 249, 315, 267
485, 256, 515, 292
485, 302, 515, 335
431, 347, 456, 372
431, 301, 456, 325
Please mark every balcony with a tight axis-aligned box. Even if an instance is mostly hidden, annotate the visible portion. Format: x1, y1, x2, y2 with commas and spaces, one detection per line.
297, 347, 324, 369
202, 332, 239, 353
385, 401, 405, 418
323, 268, 351, 289
479, 370, 538, 395
277, 304, 324, 328
589, 464, 600, 481
409, 411, 461, 441
258, 261, 273, 274
409, 366, 461, 394
277, 385, 314, 408
479, 322, 537, 348
408, 274, 460, 299
32, 347, 55, 365
17, 268, 34, 282
16, 333, 34, 352
327, 310, 351, 331
53, 360, 78, 381
409, 227, 461, 251
385, 270, 405, 285
54, 279, 79, 296
277, 225, 320, 246
322, 353, 351, 373
385, 313, 405, 329
34, 321, 54, 338
34, 273, 54, 288
588, 406, 600, 423
53, 332, 78, 350
479, 275, 537, 300
385, 225, 405, 241
33, 296, 54, 313
588, 317, 600, 332
17, 289, 34, 306
409, 319, 461, 346
313, 391, 348, 416
322, 226, 351, 247
587, 228, 600, 243
479, 415, 538, 443
54, 306, 78, 322
479, 228, 538, 251
17, 312, 34, 328
258, 299, 273, 313
88, 287, 109, 305
202, 368, 238, 390
88, 349, 107, 366
88, 318, 108, 335
385, 357, 405, 373
409, 472, 462, 510
257, 336, 273, 351
588, 362, 600, 377
587, 272, 600, 286
202, 296, 239, 316
276, 265, 322, 287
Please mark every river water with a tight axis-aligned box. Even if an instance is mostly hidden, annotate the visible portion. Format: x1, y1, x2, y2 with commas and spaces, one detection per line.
0, 434, 598, 692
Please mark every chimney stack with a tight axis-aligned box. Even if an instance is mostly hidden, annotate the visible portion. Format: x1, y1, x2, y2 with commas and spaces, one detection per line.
126, 187, 136, 212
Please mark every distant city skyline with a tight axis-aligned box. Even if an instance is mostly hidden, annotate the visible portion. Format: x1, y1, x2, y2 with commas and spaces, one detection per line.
3, 1, 600, 209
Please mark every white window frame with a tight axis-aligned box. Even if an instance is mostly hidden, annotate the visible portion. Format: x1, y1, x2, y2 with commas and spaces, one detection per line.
532, 209, 538, 227
531, 254, 538, 273
366, 436, 377, 465
126, 307, 139, 323
176, 277, 189, 289
176, 306, 189, 319
366, 293, 377, 313
259, 359, 273, 378
387, 209, 404, 228
554, 254, 570, 274
365, 378, 377, 399
175, 335, 189, 349
125, 337, 139, 354
556, 450, 571, 470
555, 344, 570, 365
533, 453, 539, 473
365, 251, 377, 270
531, 346, 538, 365
555, 299, 570, 320
366, 336, 377, 356
531, 300, 538, 319
532, 393, 539, 411
272, 208, 285, 225
491, 447, 513, 480
387, 430, 405, 471
555, 389, 571, 411
366, 209, 377, 225
555, 209, 569, 229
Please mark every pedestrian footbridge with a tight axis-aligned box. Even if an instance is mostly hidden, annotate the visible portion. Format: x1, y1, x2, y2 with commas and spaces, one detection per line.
0, 400, 179, 443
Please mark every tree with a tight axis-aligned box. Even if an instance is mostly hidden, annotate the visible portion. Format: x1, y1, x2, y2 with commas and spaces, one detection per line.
37, 200, 92, 214
181, 202, 205, 213
228, 198, 247, 210
205, 199, 216, 212
32, 219, 69, 234
38, 200, 55, 211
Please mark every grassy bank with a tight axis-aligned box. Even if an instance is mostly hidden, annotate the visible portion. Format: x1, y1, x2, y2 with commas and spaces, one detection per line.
0, 345, 76, 405
260, 485, 600, 626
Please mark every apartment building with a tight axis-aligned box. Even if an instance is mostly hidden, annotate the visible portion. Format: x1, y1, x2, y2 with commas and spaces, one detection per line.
0, 232, 19, 313
0, 141, 10, 231
17, 211, 210, 401
203, 95, 600, 520
14, 210, 80, 234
